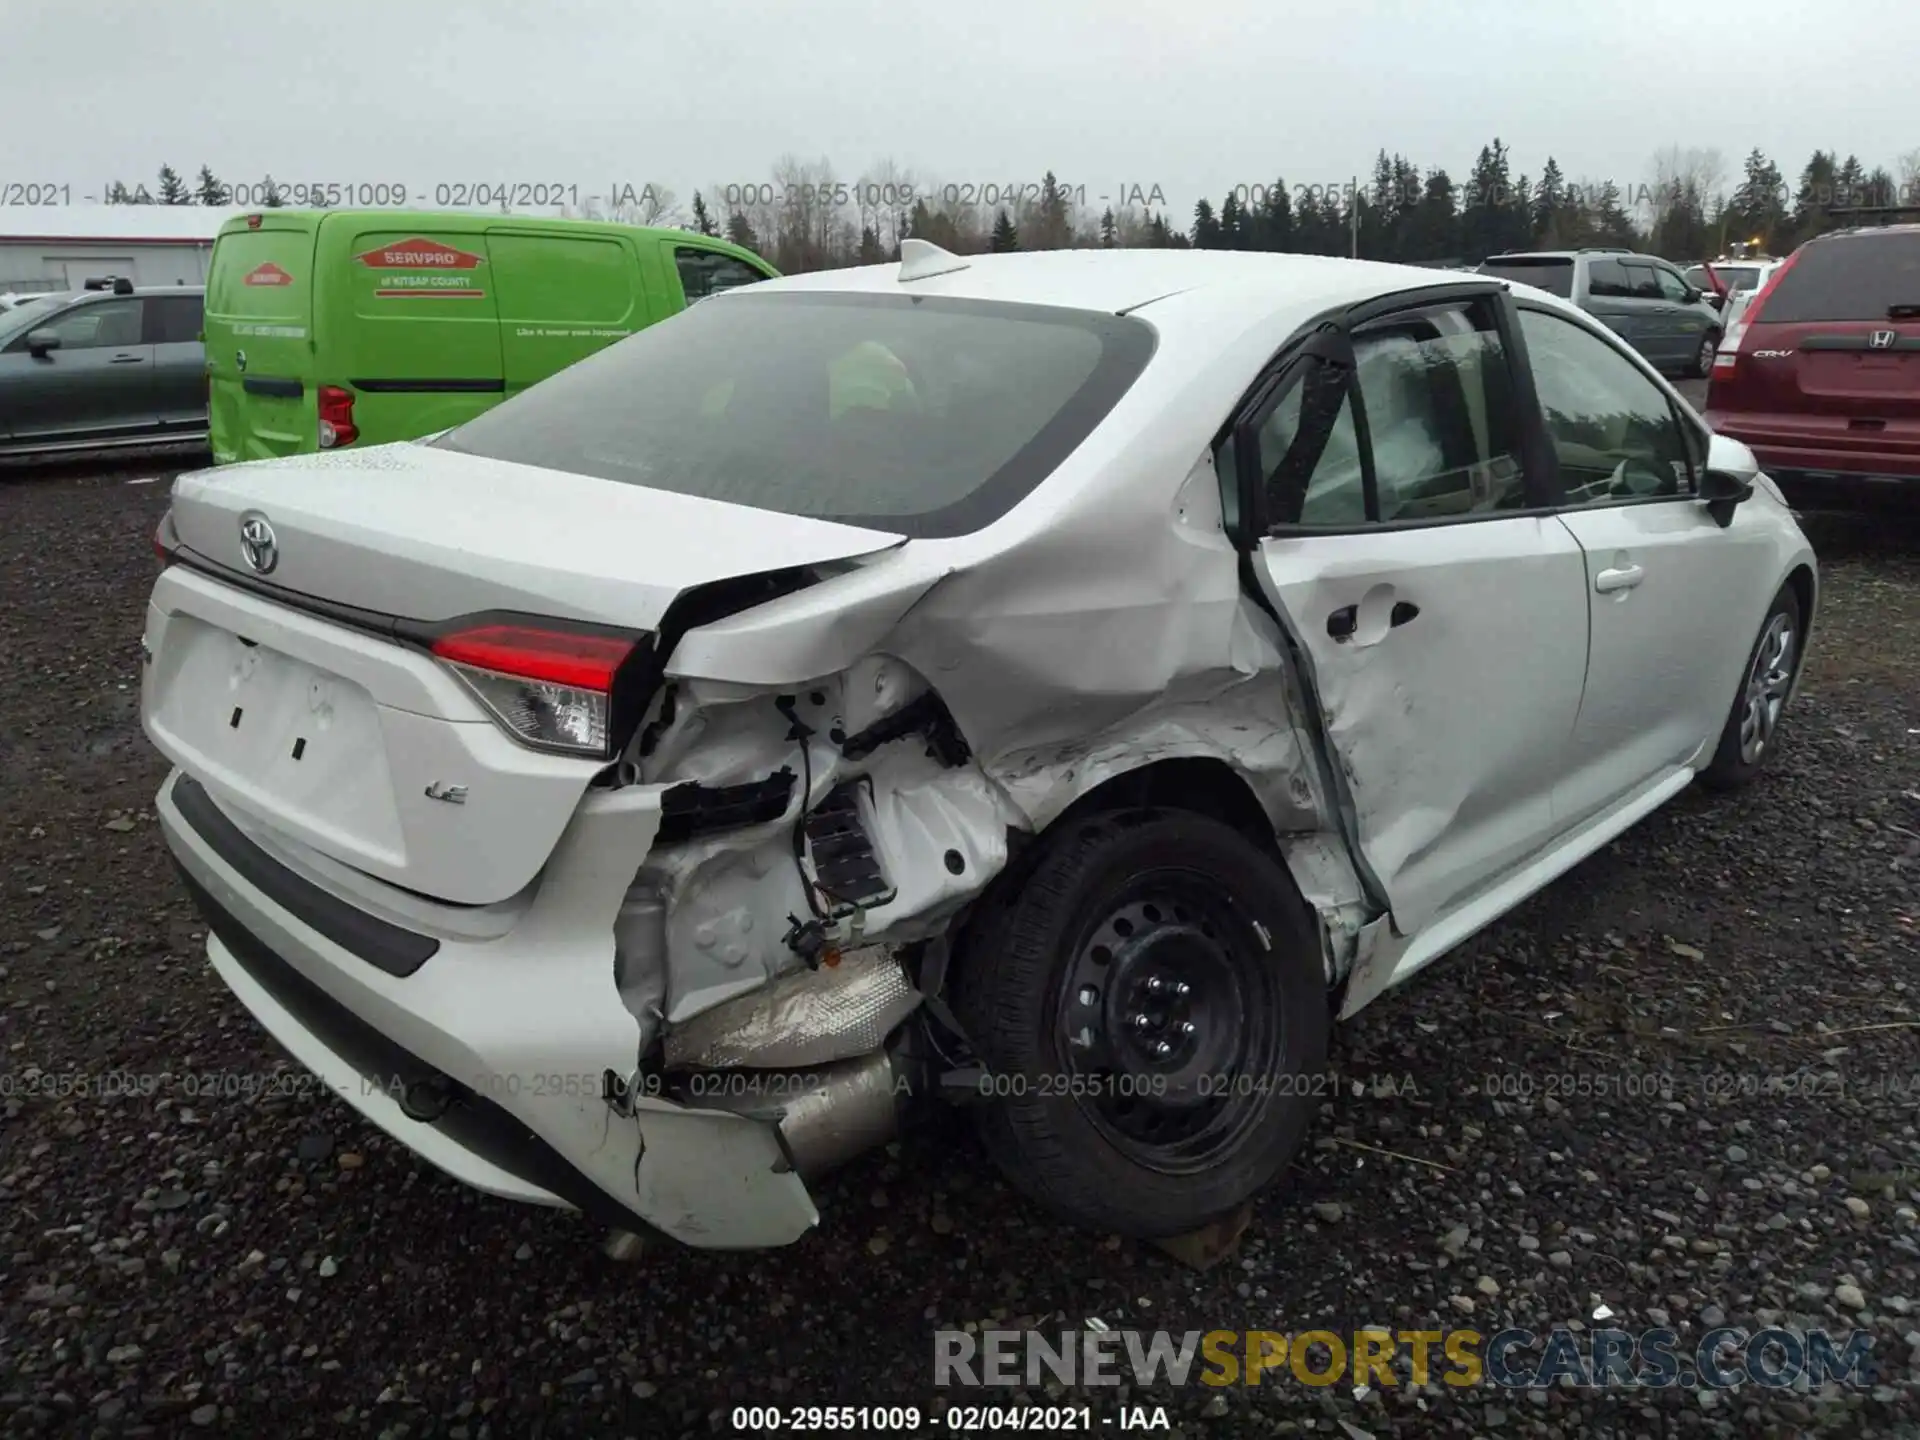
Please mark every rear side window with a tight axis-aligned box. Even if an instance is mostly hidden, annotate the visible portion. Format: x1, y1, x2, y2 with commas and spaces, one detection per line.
434, 291, 1155, 538
1252, 298, 1526, 527
674, 247, 767, 303
1756, 233, 1920, 322
146, 294, 203, 344
1477, 258, 1573, 298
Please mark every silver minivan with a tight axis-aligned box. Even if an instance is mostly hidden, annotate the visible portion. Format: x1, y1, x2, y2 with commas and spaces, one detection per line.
1476, 248, 1726, 379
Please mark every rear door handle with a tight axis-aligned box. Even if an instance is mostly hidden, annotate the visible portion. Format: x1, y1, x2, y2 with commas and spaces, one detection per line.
1327, 600, 1420, 641
1595, 564, 1644, 593
110, 354, 144, 364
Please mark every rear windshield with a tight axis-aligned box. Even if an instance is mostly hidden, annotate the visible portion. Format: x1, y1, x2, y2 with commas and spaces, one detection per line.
433, 290, 1157, 538
1476, 258, 1574, 298
1708, 265, 1764, 292
1758, 233, 1920, 322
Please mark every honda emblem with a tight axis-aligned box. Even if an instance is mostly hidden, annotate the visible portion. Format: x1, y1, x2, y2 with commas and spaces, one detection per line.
1869, 329, 1897, 350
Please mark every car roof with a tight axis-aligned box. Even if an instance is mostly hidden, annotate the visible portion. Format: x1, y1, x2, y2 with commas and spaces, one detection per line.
739, 247, 1495, 321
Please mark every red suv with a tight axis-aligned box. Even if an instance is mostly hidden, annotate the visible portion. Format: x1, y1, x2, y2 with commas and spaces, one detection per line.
1704, 223, 1920, 512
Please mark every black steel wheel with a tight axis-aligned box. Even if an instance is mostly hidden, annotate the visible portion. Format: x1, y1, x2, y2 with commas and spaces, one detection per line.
951, 809, 1329, 1238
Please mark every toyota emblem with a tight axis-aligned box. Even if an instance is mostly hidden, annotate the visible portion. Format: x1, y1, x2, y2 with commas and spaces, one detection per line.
238, 511, 278, 575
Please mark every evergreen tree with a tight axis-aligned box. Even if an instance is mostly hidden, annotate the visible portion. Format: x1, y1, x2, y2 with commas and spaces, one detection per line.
1253, 178, 1293, 252
1790, 150, 1838, 244
1591, 180, 1637, 248
1460, 139, 1517, 259
1145, 211, 1174, 248
1031, 171, 1073, 249
1532, 159, 1567, 247
157, 165, 191, 205
857, 224, 884, 263
1191, 198, 1222, 248
260, 175, 286, 208
104, 181, 133, 204
989, 209, 1018, 251
195, 165, 228, 206
1401, 169, 1459, 262
690, 191, 717, 236
726, 210, 759, 252
1099, 207, 1117, 247
1218, 192, 1246, 249
1727, 149, 1786, 251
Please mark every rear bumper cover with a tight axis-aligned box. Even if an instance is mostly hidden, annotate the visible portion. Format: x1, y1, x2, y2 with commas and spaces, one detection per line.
155, 767, 821, 1249
1707, 422, 1920, 510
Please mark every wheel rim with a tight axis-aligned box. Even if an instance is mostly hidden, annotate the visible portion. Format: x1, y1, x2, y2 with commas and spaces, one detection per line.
1051, 871, 1282, 1176
1737, 612, 1796, 765
1699, 335, 1717, 373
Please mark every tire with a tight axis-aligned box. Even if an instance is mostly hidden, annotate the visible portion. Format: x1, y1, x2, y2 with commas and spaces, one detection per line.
1699, 583, 1802, 790
1687, 329, 1721, 379
949, 809, 1330, 1238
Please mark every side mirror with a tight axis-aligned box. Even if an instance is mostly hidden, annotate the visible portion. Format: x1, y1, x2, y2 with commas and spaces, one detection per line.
1698, 466, 1754, 528
26, 329, 60, 357
1703, 291, 1726, 311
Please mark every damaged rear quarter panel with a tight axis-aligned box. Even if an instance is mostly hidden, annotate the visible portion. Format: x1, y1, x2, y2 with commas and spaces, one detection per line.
636, 312, 1380, 1025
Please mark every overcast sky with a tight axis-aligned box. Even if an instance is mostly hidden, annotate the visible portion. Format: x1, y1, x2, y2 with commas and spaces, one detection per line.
6, 0, 1917, 219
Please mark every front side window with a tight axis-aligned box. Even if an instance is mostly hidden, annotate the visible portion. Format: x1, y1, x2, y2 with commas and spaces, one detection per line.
1518, 308, 1694, 505
674, 248, 768, 304
6, 297, 142, 352
435, 291, 1155, 538
1622, 263, 1662, 300
1652, 266, 1693, 301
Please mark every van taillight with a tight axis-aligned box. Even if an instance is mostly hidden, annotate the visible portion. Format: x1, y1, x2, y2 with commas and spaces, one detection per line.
317, 385, 358, 448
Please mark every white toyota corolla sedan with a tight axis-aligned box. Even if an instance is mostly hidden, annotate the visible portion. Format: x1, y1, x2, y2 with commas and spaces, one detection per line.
141, 241, 1816, 1250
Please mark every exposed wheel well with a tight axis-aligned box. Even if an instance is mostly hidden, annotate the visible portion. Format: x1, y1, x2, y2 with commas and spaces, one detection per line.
1046, 757, 1278, 852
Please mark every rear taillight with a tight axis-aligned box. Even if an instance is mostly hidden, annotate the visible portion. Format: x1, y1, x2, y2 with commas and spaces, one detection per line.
430, 624, 638, 758
153, 510, 176, 567
317, 385, 358, 448
1714, 251, 1800, 377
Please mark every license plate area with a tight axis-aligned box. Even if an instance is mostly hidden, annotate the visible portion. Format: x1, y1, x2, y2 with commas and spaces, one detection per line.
151, 615, 404, 863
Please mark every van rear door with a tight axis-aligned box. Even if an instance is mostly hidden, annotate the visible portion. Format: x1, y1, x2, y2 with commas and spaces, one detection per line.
332, 221, 505, 446
204, 219, 317, 462
488, 229, 645, 397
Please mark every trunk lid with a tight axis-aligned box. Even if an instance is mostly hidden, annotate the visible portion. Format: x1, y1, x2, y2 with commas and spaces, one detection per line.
166, 440, 909, 628
149, 445, 907, 904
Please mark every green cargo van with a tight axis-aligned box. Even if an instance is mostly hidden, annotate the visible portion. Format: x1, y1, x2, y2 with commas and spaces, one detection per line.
202, 210, 778, 462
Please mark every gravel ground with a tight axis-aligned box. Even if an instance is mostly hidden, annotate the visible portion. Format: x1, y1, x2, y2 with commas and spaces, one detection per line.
2, 451, 1918, 1439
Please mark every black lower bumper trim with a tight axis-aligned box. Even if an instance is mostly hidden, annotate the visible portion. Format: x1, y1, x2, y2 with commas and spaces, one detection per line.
172, 861, 664, 1239
1766, 467, 1920, 513
171, 775, 438, 977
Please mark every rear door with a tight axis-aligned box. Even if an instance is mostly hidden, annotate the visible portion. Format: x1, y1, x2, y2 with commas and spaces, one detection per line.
1579, 257, 1641, 348
1651, 260, 1715, 364
1732, 231, 1920, 463
143, 292, 208, 433
0, 295, 157, 442
490, 229, 645, 397
1235, 287, 1591, 936
203, 220, 317, 463
334, 222, 505, 445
